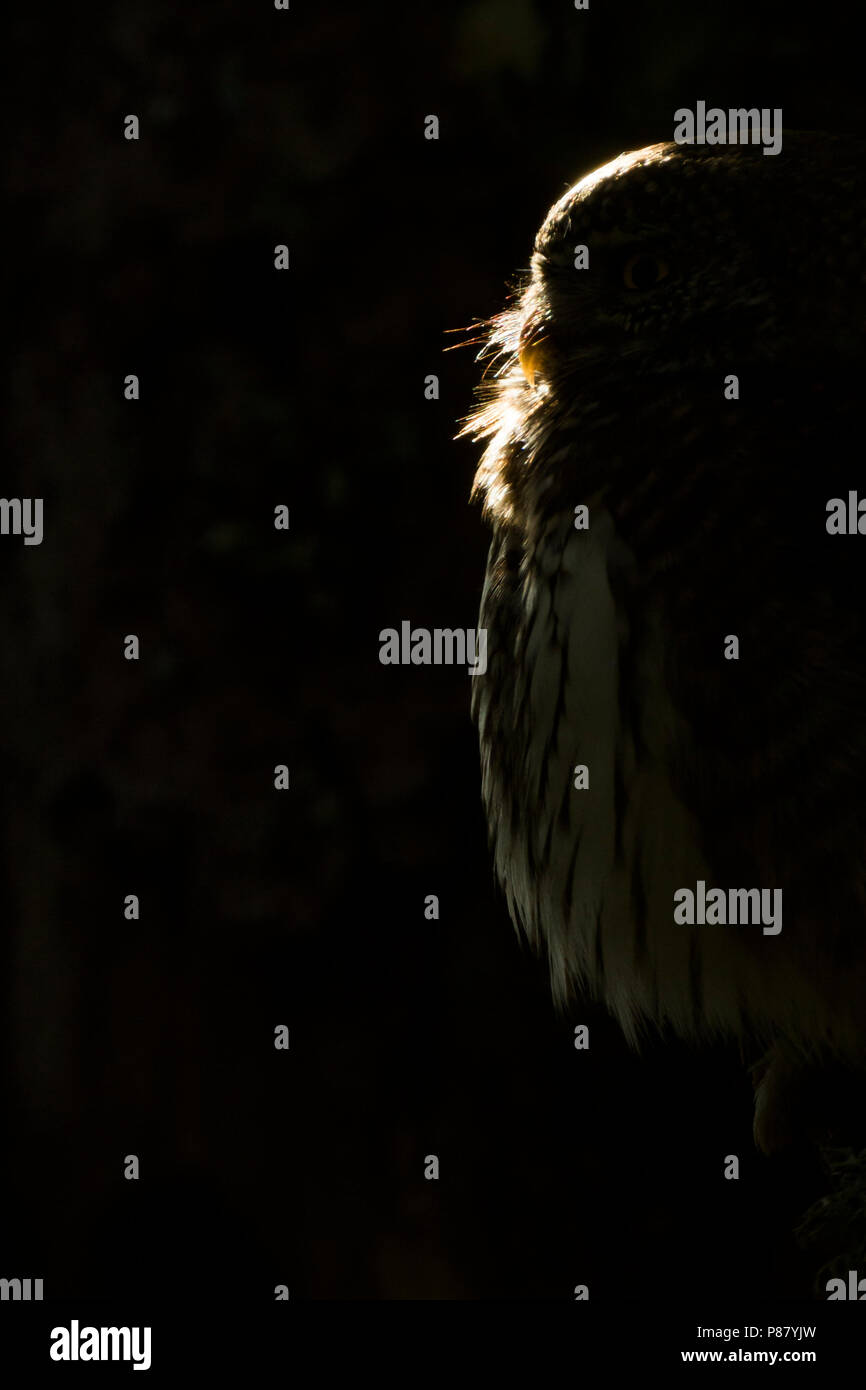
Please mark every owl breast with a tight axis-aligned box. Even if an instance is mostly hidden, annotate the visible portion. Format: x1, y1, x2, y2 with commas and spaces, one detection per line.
474, 502, 837, 1052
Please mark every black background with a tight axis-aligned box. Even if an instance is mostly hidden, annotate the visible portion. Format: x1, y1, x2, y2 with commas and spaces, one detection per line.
2, 0, 863, 1303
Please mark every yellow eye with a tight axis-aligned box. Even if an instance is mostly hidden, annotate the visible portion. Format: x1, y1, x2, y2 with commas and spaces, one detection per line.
622, 253, 669, 290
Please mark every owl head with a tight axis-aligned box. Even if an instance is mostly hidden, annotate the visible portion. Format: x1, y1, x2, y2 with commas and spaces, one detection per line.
465, 133, 865, 531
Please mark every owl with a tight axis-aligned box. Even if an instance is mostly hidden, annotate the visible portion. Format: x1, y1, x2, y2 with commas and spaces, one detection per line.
466, 135, 866, 1155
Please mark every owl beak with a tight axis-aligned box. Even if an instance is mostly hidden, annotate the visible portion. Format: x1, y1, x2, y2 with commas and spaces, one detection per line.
518, 316, 550, 387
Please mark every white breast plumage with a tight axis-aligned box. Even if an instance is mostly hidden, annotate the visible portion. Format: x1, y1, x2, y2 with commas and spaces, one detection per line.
475, 506, 775, 1050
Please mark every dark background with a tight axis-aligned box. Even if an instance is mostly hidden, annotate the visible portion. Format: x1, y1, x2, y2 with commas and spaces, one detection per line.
2, 1, 862, 1301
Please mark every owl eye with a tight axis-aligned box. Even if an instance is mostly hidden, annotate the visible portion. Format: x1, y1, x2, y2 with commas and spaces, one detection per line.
622, 252, 669, 291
